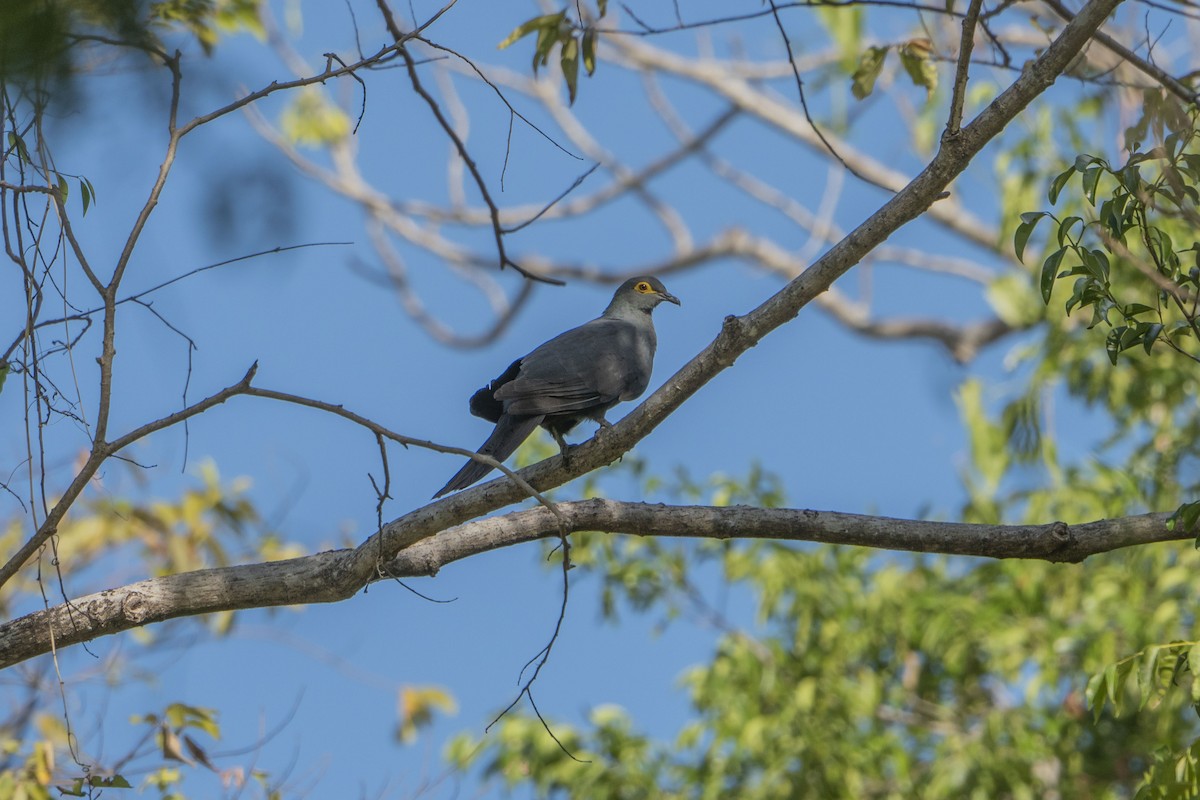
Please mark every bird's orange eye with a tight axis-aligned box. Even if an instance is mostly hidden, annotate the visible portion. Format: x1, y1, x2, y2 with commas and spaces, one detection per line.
635, 281, 652, 293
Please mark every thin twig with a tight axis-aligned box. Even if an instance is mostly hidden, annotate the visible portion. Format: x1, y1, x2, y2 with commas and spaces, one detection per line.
765, 0, 863, 181
376, 0, 562, 285
944, 0, 984, 140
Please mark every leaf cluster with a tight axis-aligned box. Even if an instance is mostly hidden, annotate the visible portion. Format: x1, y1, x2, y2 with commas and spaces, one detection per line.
0, 0, 264, 96
461, 490, 1200, 797
1017, 96, 1200, 368
498, 2, 605, 105
850, 38, 938, 101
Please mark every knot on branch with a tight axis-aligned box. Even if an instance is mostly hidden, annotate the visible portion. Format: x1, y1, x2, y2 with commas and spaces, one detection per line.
121, 591, 148, 624
715, 314, 752, 367
1047, 520, 1080, 561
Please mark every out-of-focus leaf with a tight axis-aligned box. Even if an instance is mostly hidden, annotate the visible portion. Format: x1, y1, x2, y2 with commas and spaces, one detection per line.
561, 36, 579, 104
396, 686, 457, 744
280, 88, 350, 147
815, 4, 863, 71
582, 28, 596, 75
499, 11, 565, 50
898, 39, 937, 99
851, 46, 888, 100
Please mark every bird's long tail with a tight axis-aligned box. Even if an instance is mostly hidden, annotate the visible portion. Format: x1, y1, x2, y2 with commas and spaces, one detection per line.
433, 414, 542, 498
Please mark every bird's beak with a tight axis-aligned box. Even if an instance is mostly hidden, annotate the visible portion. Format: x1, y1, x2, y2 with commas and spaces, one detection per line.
658, 290, 681, 306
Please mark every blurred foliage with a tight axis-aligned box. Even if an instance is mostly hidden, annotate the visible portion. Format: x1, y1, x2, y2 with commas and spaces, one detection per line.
280, 86, 351, 147
1007, 88, 1200, 798
449, 85, 1200, 798
0, 468, 303, 796
0, 0, 263, 94
395, 686, 457, 745
0, 461, 304, 629
452, 464, 1200, 798
0, 467, 456, 796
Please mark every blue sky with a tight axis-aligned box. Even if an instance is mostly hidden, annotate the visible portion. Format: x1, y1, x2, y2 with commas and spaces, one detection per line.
0, 0, 1138, 795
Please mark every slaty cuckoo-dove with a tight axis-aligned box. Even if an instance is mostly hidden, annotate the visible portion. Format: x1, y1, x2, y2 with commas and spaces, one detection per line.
434, 276, 680, 498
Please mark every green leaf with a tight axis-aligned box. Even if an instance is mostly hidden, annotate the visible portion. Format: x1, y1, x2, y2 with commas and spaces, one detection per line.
1040, 247, 1066, 303
1139, 646, 1161, 710
1106, 326, 1125, 364
1109, 658, 1135, 717
816, 4, 864, 71
56, 173, 68, 202
1120, 164, 1142, 194
1081, 248, 1109, 281
561, 36, 579, 104
1013, 212, 1046, 262
533, 22, 560, 70
898, 39, 937, 99
6, 131, 31, 163
850, 46, 888, 100
1173, 502, 1200, 535
0, 361, 7, 396
1086, 670, 1109, 723
57, 779, 86, 797
498, 12, 565, 50
1191, 643, 1200, 703
79, 176, 96, 215
1082, 165, 1102, 205
582, 28, 596, 75
1143, 323, 1163, 353
1056, 215, 1083, 246
1048, 166, 1075, 204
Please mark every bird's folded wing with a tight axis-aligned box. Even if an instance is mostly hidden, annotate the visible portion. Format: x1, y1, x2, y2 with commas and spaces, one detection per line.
494, 376, 612, 416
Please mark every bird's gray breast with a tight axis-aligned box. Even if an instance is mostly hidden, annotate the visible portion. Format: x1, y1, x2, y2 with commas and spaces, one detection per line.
616, 321, 655, 400
514, 317, 656, 406
575, 319, 655, 402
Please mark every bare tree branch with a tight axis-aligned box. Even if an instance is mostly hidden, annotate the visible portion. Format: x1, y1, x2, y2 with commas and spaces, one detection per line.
0, 500, 1178, 669
606, 34, 1000, 249
1042, 0, 1198, 104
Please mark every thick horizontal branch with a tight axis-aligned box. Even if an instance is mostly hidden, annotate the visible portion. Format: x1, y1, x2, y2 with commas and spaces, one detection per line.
0, 501, 1181, 668
388, 502, 1183, 571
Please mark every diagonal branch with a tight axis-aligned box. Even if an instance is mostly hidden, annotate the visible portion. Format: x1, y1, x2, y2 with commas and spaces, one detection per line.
1041, 0, 1197, 104
607, 33, 1000, 249
376, 0, 562, 285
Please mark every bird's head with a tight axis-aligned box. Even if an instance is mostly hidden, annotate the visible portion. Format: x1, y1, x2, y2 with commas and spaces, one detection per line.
606, 276, 681, 317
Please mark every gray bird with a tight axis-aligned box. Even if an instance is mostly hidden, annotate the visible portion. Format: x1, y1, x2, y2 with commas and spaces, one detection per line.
434, 276, 680, 498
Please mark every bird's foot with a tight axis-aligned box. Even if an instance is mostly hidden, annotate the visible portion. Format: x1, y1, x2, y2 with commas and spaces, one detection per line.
559, 443, 578, 469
